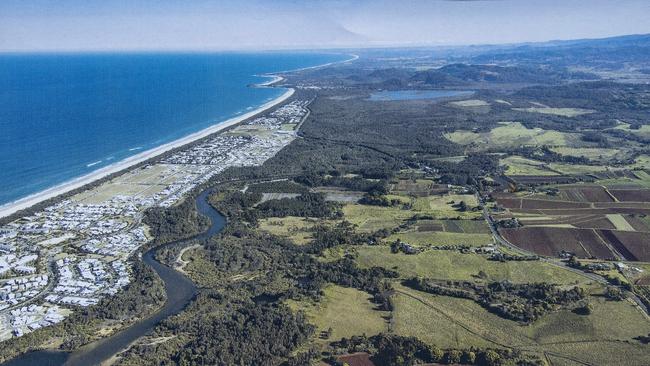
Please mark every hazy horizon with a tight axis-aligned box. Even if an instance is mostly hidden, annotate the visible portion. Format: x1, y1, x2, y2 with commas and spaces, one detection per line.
1, 0, 650, 52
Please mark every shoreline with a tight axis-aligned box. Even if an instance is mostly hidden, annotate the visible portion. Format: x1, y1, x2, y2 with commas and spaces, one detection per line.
0, 78, 293, 219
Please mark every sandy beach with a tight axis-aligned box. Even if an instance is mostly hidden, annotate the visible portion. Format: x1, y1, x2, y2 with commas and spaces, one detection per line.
0, 82, 294, 219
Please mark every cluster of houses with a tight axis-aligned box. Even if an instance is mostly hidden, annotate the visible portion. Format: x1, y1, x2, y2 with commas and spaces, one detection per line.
249, 100, 309, 128
0, 98, 310, 341
44, 257, 128, 307
0, 253, 38, 276
161, 135, 251, 166
0, 275, 48, 311
82, 227, 147, 257
6, 304, 66, 338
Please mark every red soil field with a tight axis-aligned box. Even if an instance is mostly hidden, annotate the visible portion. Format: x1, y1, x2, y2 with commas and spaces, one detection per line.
597, 230, 650, 262
338, 353, 376, 366
495, 198, 521, 209
593, 202, 649, 209
609, 189, 650, 202
625, 216, 650, 232
500, 227, 616, 259
635, 276, 650, 286
520, 199, 590, 209
495, 196, 590, 210
559, 186, 614, 203
510, 208, 650, 216
518, 214, 616, 230
572, 216, 617, 230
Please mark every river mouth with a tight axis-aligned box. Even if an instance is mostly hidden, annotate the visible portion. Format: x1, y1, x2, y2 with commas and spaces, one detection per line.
2, 188, 224, 366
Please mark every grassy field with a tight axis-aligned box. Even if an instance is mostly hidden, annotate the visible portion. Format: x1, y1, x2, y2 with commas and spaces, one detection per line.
449, 99, 490, 107
342, 192, 481, 232
355, 245, 588, 284
612, 122, 650, 139
606, 214, 636, 231
342, 204, 414, 232
411, 194, 480, 218
597, 171, 650, 189
414, 219, 490, 234
512, 107, 595, 117
631, 154, 650, 170
549, 147, 622, 161
286, 285, 388, 342
547, 162, 611, 175
392, 284, 650, 366
500, 156, 559, 176
280, 123, 297, 131
446, 122, 585, 150
258, 216, 320, 245
386, 230, 493, 247
390, 178, 435, 196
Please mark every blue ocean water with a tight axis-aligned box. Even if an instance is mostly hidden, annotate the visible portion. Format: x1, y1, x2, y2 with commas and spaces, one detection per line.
0, 52, 347, 206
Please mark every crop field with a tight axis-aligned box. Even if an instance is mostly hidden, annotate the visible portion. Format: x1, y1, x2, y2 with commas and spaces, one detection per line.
515, 214, 619, 230
508, 175, 578, 185
502, 198, 591, 210
493, 185, 650, 260
354, 245, 587, 284
391, 284, 650, 366
390, 178, 438, 197
500, 227, 616, 259
286, 285, 388, 342
596, 230, 650, 261
609, 188, 650, 202
510, 185, 615, 203
439, 219, 491, 234
625, 215, 650, 231
558, 185, 615, 202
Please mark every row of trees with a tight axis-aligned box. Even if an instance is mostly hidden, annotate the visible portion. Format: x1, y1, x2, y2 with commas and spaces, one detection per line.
406, 278, 587, 323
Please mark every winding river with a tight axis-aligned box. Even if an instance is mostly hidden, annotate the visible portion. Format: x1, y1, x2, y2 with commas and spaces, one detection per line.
3, 188, 225, 366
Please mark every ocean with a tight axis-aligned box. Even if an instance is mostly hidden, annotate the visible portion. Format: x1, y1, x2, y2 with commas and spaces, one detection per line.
0, 52, 347, 207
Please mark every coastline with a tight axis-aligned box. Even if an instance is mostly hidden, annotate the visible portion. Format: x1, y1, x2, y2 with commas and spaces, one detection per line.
0, 79, 293, 219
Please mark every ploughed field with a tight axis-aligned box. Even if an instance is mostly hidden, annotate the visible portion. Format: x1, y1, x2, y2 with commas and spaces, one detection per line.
493, 185, 650, 261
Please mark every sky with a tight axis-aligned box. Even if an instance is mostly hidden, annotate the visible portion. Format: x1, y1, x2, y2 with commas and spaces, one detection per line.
1, 0, 649, 52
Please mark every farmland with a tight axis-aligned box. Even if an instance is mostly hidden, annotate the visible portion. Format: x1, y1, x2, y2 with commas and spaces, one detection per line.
32, 35, 650, 366
392, 284, 650, 366
354, 246, 587, 284
286, 285, 389, 343
492, 184, 650, 261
